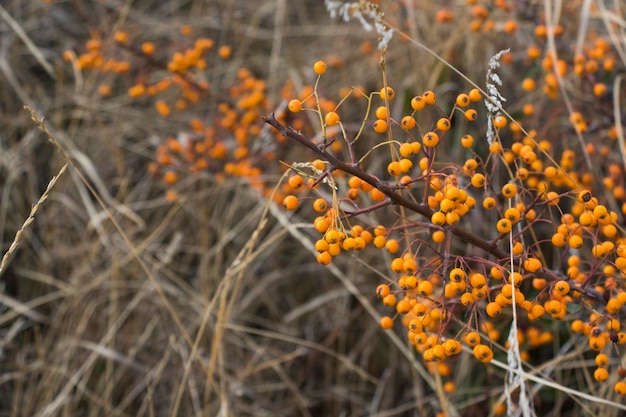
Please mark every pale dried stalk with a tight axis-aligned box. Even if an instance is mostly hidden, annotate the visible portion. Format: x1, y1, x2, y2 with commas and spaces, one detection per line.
0, 163, 67, 277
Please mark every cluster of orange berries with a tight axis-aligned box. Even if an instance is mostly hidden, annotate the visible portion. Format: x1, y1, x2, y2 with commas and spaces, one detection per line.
148, 67, 277, 201
278, 52, 626, 396
65, 27, 296, 202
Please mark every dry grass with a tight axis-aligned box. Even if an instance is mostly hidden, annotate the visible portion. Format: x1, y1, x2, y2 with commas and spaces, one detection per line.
0, 1, 625, 416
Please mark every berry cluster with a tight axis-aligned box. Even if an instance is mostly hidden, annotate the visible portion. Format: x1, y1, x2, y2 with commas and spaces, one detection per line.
270, 0, 626, 409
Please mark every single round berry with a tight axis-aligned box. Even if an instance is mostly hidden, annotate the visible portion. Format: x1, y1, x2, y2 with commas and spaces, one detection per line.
411, 95, 425, 111
464, 109, 478, 121
313, 60, 327, 75
496, 218, 512, 233
423, 131, 440, 147
288, 99, 302, 113
325, 111, 340, 126
373, 119, 388, 133
283, 195, 299, 210
380, 316, 394, 330
313, 198, 328, 212
436, 117, 451, 131
380, 86, 395, 100
461, 134, 474, 148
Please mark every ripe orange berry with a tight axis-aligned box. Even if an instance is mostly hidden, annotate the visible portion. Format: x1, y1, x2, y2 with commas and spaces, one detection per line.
417, 280, 434, 296
436, 117, 451, 131
465, 331, 481, 347
461, 134, 474, 148
568, 235, 583, 249
595, 353, 610, 368
593, 83, 607, 96
594, 367, 609, 382
523, 76, 537, 92
382, 294, 397, 307
141, 42, 155, 55
464, 109, 478, 121
523, 258, 542, 273
493, 115, 507, 128
218, 45, 232, 59
554, 280, 570, 296
486, 301, 502, 317
496, 218, 512, 233
283, 195, 299, 210
461, 292, 475, 306
373, 119, 388, 133
325, 111, 340, 126
504, 207, 521, 223
473, 344, 493, 362
398, 159, 413, 173
615, 381, 626, 395
288, 99, 303, 112
288, 174, 304, 189
432, 230, 445, 243
468, 88, 482, 102
385, 239, 399, 254
456, 93, 470, 107
411, 95, 425, 111
501, 183, 518, 198
399, 143, 414, 158
387, 161, 401, 176
422, 90, 436, 104
401, 115, 416, 130
379, 86, 395, 100
483, 196, 496, 210
375, 106, 388, 119
313, 60, 327, 75
376, 284, 391, 298
312, 198, 328, 213
317, 251, 332, 265
431, 211, 446, 226
423, 131, 440, 147
380, 316, 394, 329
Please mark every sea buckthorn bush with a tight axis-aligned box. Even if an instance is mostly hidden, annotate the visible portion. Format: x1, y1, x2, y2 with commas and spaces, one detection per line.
2, 0, 626, 416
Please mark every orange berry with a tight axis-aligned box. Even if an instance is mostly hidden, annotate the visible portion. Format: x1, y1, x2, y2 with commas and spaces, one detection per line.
276, 196, 299, 213
373, 119, 388, 133
380, 316, 394, 330
324, 111, 340, 126
141, 42, 155, 55
379, 86, 395, 100
411, 96, 425, 111
422, 90, 436, 104
218, 45, 232, 60
594, 367, 609, 382
464, 331, 481, 347
288, 99, 302, 112
401, 115, 416, 130
464, 109, 478, 121
436, 117, 451, 131
456, 93, 470, 107
501, 183, 518, 198
423, 131, 440, 147
468, 88, 482, 101
313, 198, 328, 212
311, 59, 326, 75
461, 134, 474, 148
496, 218, 512, 233
376, 284, 391, 298
486, 301, 502, 317
522, 78, 536, 91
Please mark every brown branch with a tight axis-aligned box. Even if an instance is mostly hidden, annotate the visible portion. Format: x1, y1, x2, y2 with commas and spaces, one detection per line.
263, 114, 509, 260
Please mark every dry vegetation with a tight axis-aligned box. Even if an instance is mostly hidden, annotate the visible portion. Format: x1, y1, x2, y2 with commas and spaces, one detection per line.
0, 1, 626, 416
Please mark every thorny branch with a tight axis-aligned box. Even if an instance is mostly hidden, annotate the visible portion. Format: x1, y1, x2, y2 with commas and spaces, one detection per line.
264, 114, 508, 260
263, 114, 603, 302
